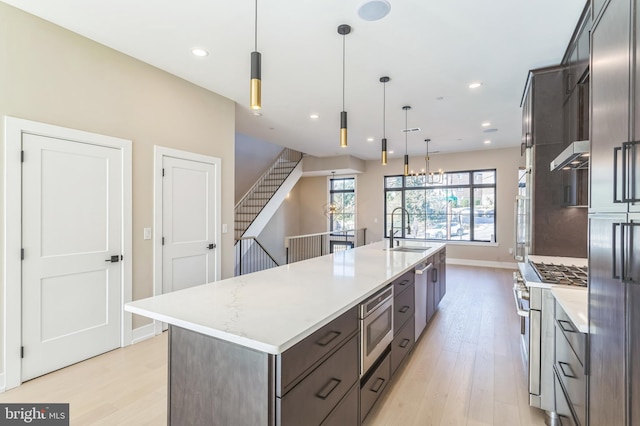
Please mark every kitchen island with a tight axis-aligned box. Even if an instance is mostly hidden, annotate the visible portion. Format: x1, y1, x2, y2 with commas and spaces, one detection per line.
125, 240, 445, 426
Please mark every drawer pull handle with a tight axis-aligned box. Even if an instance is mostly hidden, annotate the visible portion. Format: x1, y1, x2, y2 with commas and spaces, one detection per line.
398, 279, 409, 286
559, 362, 577, 379
399, 305, 410, 313
557, 319, 577, 333
316, 378, 341, 400
370, 377, 385, 393
316, 331, 341, 347
399, 338, 410, 349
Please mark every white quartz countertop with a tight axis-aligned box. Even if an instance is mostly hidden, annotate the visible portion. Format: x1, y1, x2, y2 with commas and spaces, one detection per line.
551, 286, 588, 333
126, 241, 444, 355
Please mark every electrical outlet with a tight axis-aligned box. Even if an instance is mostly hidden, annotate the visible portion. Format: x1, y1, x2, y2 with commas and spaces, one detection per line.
143, 228, 152, 240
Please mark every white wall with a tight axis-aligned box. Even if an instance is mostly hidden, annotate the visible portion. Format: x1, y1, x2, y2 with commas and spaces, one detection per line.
235, 133, 284, 202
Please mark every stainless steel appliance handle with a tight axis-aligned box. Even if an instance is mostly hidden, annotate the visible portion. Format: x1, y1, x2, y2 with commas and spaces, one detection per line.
614, 146, 623, 204
621, 222, 640, 283
512, 288, 530, 318
613, 223, 621, 279
622, 141, 640, 203
415, 263, 433, 274
529, 309, 541, 395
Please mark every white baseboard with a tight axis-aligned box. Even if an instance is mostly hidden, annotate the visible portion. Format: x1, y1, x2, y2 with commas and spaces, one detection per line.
0, 372, 5, 393
131, 323, 156, 345
446, 258, 517, 270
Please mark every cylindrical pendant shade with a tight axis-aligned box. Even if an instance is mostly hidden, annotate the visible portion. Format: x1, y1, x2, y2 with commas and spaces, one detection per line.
381, 138, 387, 165
250, 51, 262, 110
404, 154, 409, 176
340, 111, 348, 148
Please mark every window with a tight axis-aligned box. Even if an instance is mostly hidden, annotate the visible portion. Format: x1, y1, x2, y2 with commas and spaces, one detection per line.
329, 176, 356, 232
384, 170, 496, 242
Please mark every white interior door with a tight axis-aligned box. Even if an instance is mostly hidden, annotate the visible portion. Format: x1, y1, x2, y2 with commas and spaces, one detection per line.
21, 133, 122, 381
162, 156, 218, 294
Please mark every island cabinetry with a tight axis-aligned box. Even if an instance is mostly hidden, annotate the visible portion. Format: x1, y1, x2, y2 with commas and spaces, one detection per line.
391, 272, 415, 375
277, 306, 358, 395
168, 306, 360, 426
436, 247, 446, 303
392, 269, 414, 295
278, 334, 359, 425
360, 350, 391, 422
554, 300, 587, 426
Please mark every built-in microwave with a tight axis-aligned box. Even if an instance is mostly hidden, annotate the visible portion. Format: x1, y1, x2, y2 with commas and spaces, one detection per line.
359, 285, 394, 377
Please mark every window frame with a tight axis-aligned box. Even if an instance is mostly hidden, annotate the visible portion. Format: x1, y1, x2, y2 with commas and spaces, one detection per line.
383, 169, 497, 243
327, 175, 357, 233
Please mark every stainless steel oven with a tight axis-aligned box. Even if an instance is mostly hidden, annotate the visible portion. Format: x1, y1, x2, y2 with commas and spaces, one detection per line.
360, 285, 394, 377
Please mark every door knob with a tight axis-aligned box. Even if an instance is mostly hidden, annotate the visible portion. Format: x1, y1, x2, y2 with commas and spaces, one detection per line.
105, 255, 120, 263
207, 243, 216, 250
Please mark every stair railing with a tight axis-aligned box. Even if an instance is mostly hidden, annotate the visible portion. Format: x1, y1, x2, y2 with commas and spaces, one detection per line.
285, 228, 367, 264
235, 236, 280, 276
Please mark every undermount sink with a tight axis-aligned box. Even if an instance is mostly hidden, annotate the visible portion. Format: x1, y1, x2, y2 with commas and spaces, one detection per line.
387, 246, 431, 253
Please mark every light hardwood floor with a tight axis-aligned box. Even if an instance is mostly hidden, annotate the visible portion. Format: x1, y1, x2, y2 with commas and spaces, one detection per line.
1, 265, 545, 425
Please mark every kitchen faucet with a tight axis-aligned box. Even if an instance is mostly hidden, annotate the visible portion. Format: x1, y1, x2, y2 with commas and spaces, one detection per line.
389, 207, 411, 248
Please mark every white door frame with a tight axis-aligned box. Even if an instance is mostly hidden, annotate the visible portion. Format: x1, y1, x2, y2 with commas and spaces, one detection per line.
153, 146, 221, 335
3, 116, 133, 391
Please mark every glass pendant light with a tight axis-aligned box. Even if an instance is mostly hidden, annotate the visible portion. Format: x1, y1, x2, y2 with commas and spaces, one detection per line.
338, 24, 351, 148
380, 76, 390, 165
402, 105, 411, 176
250, 0, 261, 110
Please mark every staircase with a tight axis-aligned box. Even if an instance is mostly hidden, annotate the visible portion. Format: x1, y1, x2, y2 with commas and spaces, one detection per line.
235, 148, 303, 239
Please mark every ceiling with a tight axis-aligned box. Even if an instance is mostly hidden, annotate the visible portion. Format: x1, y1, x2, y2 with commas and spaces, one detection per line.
3, 0, 587, 160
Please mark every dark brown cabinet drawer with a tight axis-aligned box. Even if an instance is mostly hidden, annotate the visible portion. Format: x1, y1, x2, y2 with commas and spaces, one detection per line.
393, 282, 415, 333
360, 351, 391, 422
555, 301, 586, 366
555, 326, 586, 426
392, 270, 414, 296
320, 382, 359, 426
554, 368, 578, 426
279, 335, 359, 426
277, 306, 358, 396
391, 316, 415, 375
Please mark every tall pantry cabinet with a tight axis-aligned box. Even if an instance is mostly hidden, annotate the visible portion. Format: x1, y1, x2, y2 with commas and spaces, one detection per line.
589, 0, 640, 425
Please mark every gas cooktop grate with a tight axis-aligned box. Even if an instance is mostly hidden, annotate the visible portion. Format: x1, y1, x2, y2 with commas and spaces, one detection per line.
530, 262, 588, 287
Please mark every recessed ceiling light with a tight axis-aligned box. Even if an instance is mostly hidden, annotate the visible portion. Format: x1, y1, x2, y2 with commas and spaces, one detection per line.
358, 0, 391, 21
481, 121, 491, 127
191, 48, 209, 57
389, 150, 395, 154
252, 111, 262, 116
310, 114, 319, 119
367, 137, 374, 142
469, 82, 482, 89
483, 128, 498, 133
484, 140, 491, 144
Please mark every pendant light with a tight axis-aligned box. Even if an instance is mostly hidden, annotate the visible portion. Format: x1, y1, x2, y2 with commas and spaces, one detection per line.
338, 24, 351, 148
402, 105, 411, 176
425, 138, 444, 184
380, 76, 390, 165
250, 0, 261, 110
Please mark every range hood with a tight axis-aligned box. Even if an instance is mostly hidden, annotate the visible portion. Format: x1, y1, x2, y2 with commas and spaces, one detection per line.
550, 140, 590, 171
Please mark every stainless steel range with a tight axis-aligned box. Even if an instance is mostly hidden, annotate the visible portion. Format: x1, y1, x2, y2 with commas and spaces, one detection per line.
530, 262, 588, 286
514, 258, 588, 425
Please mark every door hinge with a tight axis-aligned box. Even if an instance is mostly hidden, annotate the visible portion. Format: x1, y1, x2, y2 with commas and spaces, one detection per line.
21, 150, 24, 162
21, 248, 24, 260
162, 168, 165, 177
162, 237, 165, 245
21, 346, 24, 359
